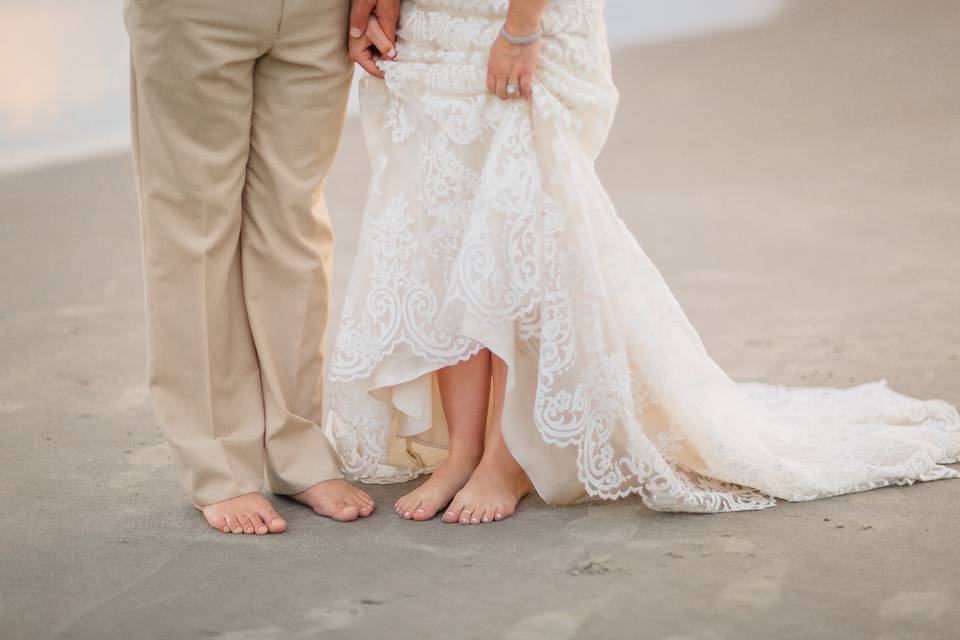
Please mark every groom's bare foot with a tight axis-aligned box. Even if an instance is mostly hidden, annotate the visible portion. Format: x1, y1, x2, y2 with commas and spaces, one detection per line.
443, 451, 532, 525
194, 492, 287, 535
292, 479, 375, 522
394, 451, 481, 521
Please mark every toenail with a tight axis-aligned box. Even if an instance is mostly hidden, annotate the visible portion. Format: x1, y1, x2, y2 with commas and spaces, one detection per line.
414, 508, 424, 513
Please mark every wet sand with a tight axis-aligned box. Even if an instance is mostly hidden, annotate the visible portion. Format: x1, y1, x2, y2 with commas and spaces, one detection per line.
1, 0, 958, 638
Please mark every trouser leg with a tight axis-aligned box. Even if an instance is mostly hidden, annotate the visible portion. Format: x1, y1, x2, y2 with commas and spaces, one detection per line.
239, 0, 354, 494
126, 0, 284, 505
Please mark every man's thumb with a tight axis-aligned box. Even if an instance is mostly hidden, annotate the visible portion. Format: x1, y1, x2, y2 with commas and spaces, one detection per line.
349, 0, 375, 38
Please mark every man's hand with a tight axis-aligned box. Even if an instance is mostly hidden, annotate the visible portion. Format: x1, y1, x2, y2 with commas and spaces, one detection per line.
349, 0, 401, 78
349, 0, 401, 43
349, 15, 396, 78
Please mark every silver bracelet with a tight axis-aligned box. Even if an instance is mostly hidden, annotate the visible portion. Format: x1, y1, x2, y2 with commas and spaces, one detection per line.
499, 23, 543, 46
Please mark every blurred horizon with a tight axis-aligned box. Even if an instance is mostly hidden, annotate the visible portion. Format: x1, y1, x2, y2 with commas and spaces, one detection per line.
0, 0, 785, 174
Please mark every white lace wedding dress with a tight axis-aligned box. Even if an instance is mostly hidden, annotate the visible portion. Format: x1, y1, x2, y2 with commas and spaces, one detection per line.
325, 0, 960, 512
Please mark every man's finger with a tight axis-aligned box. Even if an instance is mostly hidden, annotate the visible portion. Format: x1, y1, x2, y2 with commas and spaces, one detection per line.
374, 2, 400, 43
349, 0, 375, 38
366, 15, 396, 58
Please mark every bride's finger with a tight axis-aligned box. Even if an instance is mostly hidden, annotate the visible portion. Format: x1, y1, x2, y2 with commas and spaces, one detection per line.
497, 75, 509, 100
366, 15, 397, 58
520, 73, 533, 100
507, 74, 521, 100
350, 37, 384, 79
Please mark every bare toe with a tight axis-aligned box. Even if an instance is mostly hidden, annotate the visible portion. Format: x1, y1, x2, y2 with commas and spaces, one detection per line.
226, 514, 243, 534
412, 501, 440, 521
293, 480, 375, 524
254, 505, 286, 533
249, 513, 268, 535
334, 502, 360, 522
443, 501, 464, 524
238, 513, 255, 535
401, 500, 420, 520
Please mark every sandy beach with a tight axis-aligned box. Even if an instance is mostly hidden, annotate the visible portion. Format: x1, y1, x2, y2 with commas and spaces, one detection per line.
2, 1, 959, 638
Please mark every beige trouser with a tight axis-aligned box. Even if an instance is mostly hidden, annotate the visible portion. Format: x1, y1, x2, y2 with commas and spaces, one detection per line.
124, 0, 353, 505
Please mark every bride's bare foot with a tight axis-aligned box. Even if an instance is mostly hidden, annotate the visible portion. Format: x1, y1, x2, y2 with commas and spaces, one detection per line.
194, 492, 288, 535
292, 479, 375, 522
395, 451, 481, 521
442, 451, 532, 525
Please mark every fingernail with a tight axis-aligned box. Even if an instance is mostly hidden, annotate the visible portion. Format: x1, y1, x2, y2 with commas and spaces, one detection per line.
349, 27, 362, 38
387, 49, 397, 58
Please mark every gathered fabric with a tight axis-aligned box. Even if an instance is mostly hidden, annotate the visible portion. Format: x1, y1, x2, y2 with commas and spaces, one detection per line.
326, 0, 960, 512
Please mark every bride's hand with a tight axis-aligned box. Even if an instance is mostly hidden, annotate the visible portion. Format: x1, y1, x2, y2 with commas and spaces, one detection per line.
487, 28, 542, 100
349, 14, 397, 79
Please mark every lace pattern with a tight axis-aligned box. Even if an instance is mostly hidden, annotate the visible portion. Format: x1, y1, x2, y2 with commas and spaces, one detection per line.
326, 0, 960, 512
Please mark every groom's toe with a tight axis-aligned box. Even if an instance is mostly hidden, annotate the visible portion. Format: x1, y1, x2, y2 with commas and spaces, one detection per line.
256, 507, 287, 533
210, 515, 231, 533
238, 514, 255, 534
249, 513, 269, 535
226, 515, 243, 534
335, 503, 360, 522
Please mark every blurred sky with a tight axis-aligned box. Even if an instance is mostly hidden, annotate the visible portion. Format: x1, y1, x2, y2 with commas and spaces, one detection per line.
0, 0, 784, 173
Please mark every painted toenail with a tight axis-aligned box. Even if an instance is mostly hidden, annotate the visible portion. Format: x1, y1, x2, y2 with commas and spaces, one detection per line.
414, 508, 424, 513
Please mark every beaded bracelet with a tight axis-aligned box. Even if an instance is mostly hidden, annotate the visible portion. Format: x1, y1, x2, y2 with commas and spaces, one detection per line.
499, 24, 543, 46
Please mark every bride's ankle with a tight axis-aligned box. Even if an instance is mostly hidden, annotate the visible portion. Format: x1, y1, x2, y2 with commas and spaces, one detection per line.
478, 446, 523, 475
443, 447, 483, 467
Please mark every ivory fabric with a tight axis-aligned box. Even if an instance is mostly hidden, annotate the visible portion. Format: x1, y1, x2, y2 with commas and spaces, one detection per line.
326, 0, 960, 512
125, 0, 353, 505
